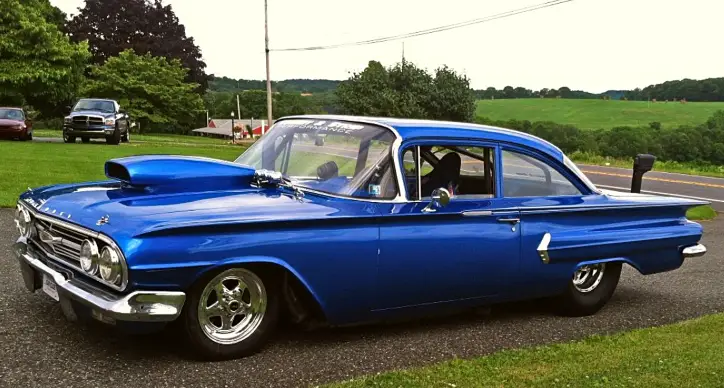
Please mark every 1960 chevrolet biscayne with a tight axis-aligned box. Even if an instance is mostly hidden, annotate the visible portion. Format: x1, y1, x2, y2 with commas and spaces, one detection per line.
13, 115, 708, 359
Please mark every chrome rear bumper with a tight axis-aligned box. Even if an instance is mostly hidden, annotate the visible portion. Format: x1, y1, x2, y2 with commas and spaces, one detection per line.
682, 244, 707, 258
15, 242, 185, 323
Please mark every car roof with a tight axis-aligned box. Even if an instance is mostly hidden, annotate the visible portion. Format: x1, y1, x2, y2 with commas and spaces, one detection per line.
282, 114, 564, 161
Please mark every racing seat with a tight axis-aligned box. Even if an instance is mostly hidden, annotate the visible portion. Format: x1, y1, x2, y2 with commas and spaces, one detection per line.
420, 152, 461, 198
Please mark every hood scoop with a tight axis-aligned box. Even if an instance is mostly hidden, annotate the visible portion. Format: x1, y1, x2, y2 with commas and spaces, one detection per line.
105, 155, 257, 192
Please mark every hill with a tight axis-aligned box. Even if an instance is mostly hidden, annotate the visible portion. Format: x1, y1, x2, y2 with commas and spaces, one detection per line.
210, 76, 340, 93
475, 98, 724, 130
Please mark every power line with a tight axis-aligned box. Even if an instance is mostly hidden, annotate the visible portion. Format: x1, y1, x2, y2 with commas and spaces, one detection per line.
271, 0, 575, 52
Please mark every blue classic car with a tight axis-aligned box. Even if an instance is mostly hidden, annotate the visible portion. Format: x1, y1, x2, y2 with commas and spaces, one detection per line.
13, 115, 708, 359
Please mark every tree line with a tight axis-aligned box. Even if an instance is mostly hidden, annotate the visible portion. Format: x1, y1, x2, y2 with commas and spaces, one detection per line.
623, 78, 724, 102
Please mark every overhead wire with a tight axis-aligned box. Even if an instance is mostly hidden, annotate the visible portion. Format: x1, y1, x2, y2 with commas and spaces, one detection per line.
270, 0, 575, 52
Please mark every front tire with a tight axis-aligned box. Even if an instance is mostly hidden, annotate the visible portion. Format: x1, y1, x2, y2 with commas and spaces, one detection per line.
81, 137, 90, 143
106, 125, 121, 145
554, 262, 622, 317
63, 130, 75, 143
182, 267, 279, 360
121, 128, 130, 143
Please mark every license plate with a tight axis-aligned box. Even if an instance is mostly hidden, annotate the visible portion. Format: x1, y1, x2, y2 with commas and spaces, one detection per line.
42, 274, 59, 302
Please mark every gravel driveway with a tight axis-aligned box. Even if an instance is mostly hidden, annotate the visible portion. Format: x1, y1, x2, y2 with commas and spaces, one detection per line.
1, 208, 722, 388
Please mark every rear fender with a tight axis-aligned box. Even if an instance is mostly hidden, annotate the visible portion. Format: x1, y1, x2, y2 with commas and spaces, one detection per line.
542, 220, 703, 275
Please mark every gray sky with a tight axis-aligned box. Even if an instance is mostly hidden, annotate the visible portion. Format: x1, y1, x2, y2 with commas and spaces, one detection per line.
51, 0, 724, 92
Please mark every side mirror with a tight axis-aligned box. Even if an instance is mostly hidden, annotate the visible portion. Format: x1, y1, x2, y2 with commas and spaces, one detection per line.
421, 187, 451, 213
631, 153, 656, 193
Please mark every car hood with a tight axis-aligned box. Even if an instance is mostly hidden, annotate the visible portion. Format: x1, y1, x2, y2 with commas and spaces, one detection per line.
0, 118, 24, 126
68, 110, 115, 118
18, 156, 371, 247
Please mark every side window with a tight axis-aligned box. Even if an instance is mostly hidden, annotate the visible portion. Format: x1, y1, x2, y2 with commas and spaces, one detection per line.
502, 150, 582, 197
403, 145, 496, 200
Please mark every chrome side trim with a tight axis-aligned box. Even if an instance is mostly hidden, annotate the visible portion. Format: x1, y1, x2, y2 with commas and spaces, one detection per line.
17, 246, 185, 322
537, 232, 551, 264
682, 244, 706, 258
462, 210, 493, 217
19, 201, 129, 292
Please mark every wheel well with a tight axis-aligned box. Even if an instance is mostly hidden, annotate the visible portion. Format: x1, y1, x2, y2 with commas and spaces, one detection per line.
197, 262, 327, 325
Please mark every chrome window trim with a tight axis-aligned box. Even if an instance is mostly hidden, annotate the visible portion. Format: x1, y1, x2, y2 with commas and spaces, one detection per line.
266, 116, 409, 203
18, 201, 129, 292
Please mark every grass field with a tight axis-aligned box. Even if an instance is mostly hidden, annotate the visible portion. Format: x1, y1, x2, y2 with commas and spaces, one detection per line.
476, 98, 724, 130
0, 140, 245, 207
329, 312, 724, 388
33, 129, 233, 145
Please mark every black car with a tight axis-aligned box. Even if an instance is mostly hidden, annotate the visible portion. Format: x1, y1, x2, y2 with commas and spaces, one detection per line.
63, 99, 131, 145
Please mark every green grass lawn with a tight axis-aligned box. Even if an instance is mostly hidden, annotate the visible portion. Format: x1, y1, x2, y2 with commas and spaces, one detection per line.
32, 129, 234, 145
476, 99, 724, 130
0, 141, 245, 207
328, 312, 724, 388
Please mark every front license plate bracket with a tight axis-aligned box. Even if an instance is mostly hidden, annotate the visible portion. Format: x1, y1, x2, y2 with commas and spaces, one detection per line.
42, 274, 60, 302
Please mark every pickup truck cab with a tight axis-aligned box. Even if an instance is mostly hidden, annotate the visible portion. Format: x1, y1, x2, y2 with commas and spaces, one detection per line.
63, 99, 131, 145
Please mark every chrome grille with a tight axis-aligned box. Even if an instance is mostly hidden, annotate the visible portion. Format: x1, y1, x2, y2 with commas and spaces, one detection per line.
72, 116, 104, 126
32, 218, 85, 263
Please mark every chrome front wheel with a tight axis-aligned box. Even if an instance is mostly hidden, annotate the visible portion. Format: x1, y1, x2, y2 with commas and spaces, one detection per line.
197, 268, 267, 345
572, 263, 606, 293
183, 266, 279, 360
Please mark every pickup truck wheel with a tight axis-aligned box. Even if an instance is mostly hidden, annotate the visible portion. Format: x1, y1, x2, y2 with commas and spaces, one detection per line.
121, 129, 130, 143
81, 137, 90, 143
182, 267, 279, 360
62, 130, 75, 143
106, 125, 121, 145
555, 262, 622, 317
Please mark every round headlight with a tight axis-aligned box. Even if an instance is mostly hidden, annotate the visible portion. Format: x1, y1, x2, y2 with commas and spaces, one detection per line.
79, 240, 99, 275
15, 205, 31, 237
99, 246, 121, 284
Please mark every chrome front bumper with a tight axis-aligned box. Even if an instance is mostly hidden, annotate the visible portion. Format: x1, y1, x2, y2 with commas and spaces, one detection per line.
63, 126, 115, 137
682, 244, 707, 258
15, 242, 186, 323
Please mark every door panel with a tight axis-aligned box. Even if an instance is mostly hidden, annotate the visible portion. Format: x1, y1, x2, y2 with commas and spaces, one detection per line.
375, 200, 521, 310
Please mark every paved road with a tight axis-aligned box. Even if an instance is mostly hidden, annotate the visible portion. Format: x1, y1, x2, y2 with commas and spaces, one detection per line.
1, 208, 722, 388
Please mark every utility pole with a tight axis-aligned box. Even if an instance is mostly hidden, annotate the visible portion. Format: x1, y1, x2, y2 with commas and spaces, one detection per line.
236, 94, 241, 123
264, 0, 273, 131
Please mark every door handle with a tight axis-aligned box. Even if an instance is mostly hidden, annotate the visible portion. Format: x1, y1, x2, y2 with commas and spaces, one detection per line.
497, 217, 520, 231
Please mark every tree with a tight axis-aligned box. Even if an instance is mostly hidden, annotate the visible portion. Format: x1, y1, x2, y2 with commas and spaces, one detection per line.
66, 0, 210, 92
81, 49, 204, 133
336, 60, 475, 122
0, 0, 90, 116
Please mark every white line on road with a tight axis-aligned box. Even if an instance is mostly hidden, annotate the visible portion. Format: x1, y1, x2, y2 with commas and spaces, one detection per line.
596, 184, 724, 204
578, 164, 724, 182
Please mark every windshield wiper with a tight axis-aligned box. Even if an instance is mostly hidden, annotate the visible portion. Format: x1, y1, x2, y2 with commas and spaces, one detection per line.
252, 169, 305, 201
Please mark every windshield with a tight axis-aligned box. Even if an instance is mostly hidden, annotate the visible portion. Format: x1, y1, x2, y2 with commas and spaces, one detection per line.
0, 109, 24, 120
73, 99, 115, 113
235, 119, 399, 199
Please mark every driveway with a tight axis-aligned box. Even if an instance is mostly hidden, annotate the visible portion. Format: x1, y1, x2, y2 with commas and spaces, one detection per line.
1, 209, 722, 388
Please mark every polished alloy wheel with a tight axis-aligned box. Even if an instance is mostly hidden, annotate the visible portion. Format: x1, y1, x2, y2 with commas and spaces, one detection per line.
572, 263, 606, 293
197, 268, 267, 345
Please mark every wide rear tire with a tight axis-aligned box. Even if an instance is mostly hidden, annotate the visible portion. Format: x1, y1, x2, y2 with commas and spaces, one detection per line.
181, 267, 280, 360
554, 262, 622, 317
